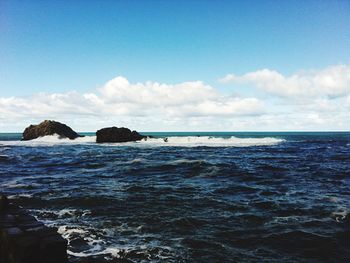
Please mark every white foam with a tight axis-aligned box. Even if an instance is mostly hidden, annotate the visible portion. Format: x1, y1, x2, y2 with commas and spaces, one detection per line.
56, 209, 77, 218
127, 158, 146, 164
1, 181, 27, 188
0, 134, 96, 146
137, 136, 285, 147
66, 245, 116, 258
0, 134, 285, 147
1, 180, 41, 189
58, 225, 89, 236
102, 247, 122, 257
55, 222, 176, 259
30, 134, 96, 144
7, 193, 34, 199
36, 208, 91, 219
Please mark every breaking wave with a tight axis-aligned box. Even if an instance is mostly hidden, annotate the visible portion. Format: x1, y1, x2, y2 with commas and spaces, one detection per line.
140, 136, 284, 147
0, 134, 284, 147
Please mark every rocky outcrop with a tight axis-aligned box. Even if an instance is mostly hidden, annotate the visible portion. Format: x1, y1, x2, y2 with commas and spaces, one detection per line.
0, 194, 68, 263
96, 127, 145, 143
22, 120, 82, 141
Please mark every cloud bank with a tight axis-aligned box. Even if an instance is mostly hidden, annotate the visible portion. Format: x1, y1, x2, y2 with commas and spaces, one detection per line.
0, 77, 264, 131
218, 64, 350, 131
1, 64, 349, 132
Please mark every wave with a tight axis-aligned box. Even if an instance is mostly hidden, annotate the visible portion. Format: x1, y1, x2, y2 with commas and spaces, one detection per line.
1, 181, 27, 188
56, 223, 174, 260
140, 136, 284, 147
7, 193, 34, 199
0, 134, 96, 146
31, 134, 97, 144
0, 134, 285, 147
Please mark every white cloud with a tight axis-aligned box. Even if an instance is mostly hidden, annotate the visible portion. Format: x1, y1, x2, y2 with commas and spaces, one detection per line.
175, 98, 264, 117
0, 76, 264, 131
99, 76, 218, 106
219, 64, 350, 131
220, 64, 350, 98
2, 65, 349, 132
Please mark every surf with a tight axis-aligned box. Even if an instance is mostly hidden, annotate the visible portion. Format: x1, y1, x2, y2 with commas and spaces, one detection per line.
0, 134, 285, 147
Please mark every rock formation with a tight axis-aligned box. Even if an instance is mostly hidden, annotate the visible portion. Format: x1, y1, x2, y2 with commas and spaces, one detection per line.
96, 127, 145, 143
22, 120, 82, 141
0, 194, 68, 263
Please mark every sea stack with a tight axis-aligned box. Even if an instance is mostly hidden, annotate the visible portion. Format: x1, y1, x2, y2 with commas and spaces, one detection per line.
22, 120, 82, 141
96, 127, 145, 143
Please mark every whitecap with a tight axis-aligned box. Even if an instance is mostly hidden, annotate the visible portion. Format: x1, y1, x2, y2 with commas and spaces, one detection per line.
331, 209, 348, 222
36, 208, 91, 219
58, 225, 89, 236
135, 136, 285, 147
0, 134, 285, 148
1, 181, 27, 188
170, 158, 203, 164
0, 134, 96, 147
128, 158, 146, 164
7, 193, 34, 199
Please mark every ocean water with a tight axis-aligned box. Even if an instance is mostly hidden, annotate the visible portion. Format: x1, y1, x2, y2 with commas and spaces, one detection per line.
1, 132, 350, 262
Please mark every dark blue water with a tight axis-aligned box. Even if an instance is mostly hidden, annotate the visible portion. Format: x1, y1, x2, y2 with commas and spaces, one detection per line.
1, 132, 350, 262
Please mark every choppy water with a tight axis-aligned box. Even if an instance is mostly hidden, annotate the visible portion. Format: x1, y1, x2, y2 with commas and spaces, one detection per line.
1, 132, 350, 262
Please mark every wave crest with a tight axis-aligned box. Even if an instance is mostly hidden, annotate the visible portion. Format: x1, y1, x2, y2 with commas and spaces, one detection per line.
140, 136, 284, 147
0, 134, 285, 147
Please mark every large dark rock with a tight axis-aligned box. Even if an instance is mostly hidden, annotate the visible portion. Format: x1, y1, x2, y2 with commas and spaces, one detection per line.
0, 196, 69, 263
96, 127, 145, 143
22, 120, 82, 141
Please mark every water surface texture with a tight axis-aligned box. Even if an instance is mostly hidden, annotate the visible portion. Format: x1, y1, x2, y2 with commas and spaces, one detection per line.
1, 132, 350, 262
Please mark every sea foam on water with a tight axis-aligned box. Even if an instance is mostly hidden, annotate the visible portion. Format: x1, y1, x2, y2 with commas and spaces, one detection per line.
0, 134, 285, 147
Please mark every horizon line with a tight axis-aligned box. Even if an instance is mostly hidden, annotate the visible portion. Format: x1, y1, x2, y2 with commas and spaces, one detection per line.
1, 130, 350, 134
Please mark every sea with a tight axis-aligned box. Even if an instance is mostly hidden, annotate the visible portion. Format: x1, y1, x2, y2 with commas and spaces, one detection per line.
0, 132, 350, 262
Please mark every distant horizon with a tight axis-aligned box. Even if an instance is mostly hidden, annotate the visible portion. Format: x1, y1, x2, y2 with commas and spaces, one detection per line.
2, 130, 350, 134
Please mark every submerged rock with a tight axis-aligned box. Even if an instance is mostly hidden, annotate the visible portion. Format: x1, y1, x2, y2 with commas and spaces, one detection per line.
22, 120, 82, 141
96, 127, 145, 143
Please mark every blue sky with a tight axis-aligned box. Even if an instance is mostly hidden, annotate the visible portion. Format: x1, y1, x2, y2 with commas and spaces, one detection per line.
1, 0, 350, 131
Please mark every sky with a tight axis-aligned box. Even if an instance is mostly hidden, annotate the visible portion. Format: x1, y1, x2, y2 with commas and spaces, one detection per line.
1, 0, 350, 132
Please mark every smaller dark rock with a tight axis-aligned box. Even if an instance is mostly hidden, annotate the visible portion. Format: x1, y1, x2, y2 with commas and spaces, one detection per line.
0, 214, 15, 225
15, 213, 37, 224
12, 235, 40, 263
0, 195, 9, 212
20, 221, 45, 230
2, 227, 23, 237
22, 120, 82, 141
40, 235, 68, 263
345, 213, 350, 224
96, 127, 146, 143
